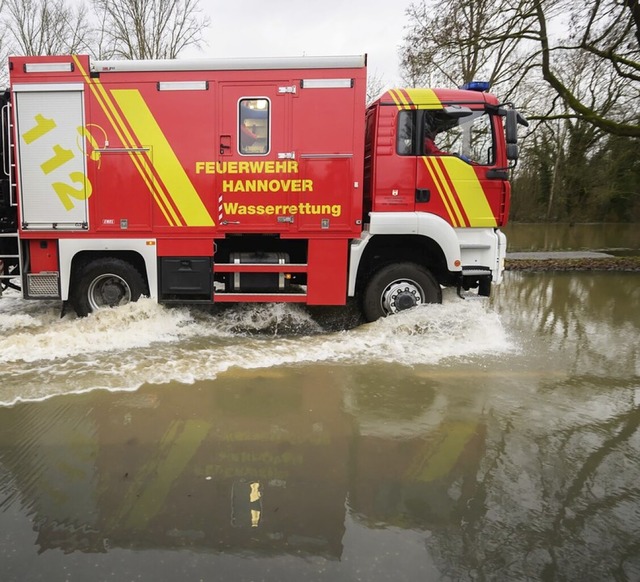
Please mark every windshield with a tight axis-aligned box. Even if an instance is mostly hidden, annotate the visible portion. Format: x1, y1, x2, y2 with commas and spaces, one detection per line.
424, 109, 495, 165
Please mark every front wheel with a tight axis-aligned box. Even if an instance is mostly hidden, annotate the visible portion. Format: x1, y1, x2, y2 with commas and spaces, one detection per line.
71, 258, 145, 316
362, 262, 442, 322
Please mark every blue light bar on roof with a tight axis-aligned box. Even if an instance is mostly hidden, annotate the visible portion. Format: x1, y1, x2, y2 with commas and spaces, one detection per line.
461, 81, 491, 92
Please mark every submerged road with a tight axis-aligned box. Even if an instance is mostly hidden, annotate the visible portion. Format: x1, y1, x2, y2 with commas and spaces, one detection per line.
504, 250, 640, 271
506, 251, 615, 260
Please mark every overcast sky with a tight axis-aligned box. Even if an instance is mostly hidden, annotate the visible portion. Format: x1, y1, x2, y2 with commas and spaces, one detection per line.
185, 0, 415, 86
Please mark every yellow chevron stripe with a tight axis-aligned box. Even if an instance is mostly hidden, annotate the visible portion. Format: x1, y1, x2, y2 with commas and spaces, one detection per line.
397, 89, 414, 109
112, 89, 214, 227
389, 89, 407, 109
405, 421, 479, 482
423, 157, 457, 226
388, 88, 442, 110
404, 88, 441, 108
425, 157, 465, 226
112, 419, 212, 530
73, 56, 181, 226
438, 158, 497, 227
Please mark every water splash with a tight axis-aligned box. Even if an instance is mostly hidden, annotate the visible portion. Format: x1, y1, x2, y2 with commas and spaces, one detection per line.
0, 291, 512, 405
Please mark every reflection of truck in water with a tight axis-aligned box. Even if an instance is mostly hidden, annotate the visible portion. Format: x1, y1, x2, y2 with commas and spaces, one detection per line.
0, 55, 526, 320
0, 367, 486, 557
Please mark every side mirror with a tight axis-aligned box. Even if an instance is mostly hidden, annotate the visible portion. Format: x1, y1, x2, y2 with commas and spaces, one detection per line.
506, 109, 518, 144
506, 143, 519, 161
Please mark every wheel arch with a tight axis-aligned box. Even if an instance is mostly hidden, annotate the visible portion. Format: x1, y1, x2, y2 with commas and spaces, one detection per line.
356, 234, 450, 289
70, 251, 149, 292
59, 239, 158, 301
348, 212, 462, 297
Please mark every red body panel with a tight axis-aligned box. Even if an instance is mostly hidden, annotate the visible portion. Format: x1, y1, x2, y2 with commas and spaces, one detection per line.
8, 55, 367, 240
306, 239, 349, 304
157, 239, 214, 257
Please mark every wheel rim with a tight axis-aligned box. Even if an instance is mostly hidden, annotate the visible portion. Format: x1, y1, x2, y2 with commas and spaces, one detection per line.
380, 279, 424, 315
87, 273, 132, 311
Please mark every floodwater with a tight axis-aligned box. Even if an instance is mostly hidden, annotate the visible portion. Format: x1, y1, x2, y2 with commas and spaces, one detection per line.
502, 222, 640, 254
0, 227, 639, 581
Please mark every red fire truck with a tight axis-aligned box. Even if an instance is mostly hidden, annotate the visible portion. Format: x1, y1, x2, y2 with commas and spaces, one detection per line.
0, 54, 525, 321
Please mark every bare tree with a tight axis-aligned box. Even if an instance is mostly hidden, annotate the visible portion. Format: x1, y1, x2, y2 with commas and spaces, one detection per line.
400, 0, 531, 99
0, 0, 8, 86
367, 70, 387, 105
532, 0, 640, 137
401, 0, 639, 137
2, 0, 90, 56
92, 0, 211, 60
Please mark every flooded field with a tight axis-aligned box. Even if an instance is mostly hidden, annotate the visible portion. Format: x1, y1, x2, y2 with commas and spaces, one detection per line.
502, 222, 640, 253
0, 267, 639, 580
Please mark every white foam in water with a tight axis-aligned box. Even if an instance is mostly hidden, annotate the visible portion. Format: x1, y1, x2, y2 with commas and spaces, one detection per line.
0, 290, 512, 405
0, 298, 222, 362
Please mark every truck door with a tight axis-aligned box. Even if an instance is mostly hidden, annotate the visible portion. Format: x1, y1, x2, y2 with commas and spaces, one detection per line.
218, 84, 290, 233
415, 108, 503, 228
370, 106, 416, 213
290, 77, 362, 233
14, 86, 90, 229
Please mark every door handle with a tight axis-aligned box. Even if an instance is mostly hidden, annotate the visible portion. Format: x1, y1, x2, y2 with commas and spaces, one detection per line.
220, 134, 231, 156
486, 169, 509, 180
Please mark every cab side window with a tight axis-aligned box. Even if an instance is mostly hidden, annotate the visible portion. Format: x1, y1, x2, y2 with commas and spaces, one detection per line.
396, 110, 416, 156
239, 98, 270, 155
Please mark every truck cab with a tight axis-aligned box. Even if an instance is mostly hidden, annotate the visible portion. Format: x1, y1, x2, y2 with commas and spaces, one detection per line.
365, 87, 510, 226
352, 85, 518, 318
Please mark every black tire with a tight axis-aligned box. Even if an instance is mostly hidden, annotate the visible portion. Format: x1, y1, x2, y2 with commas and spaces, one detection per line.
71, 258, 145, 317
362, 262, 442, 322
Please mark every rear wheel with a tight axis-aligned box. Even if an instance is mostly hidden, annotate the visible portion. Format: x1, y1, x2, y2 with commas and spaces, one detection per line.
71, 258, 145, 317
362, 262, 442, 322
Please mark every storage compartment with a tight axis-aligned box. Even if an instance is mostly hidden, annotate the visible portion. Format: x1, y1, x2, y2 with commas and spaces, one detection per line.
29, 239, 59, 272
160, 257, 212, 297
